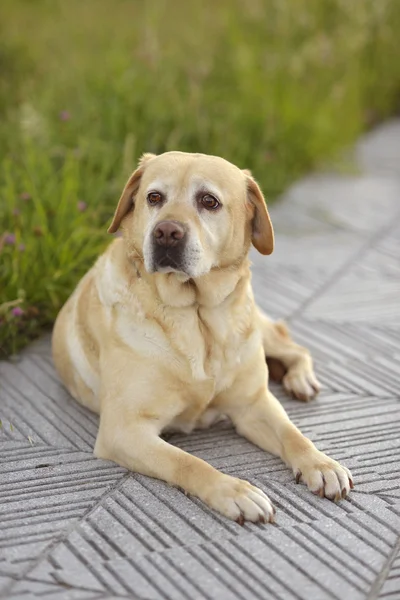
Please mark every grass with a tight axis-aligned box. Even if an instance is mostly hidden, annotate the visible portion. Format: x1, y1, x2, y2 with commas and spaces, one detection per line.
0, 0, 400, 357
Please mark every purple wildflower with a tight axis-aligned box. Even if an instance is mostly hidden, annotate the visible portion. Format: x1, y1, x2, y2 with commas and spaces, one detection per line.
11, 307, 24, 317
12, 208, 21, 216
77, 201, 87, 212
20, 192, 31, 201
59, 110, 71, 121
18, 243, 25, 252
4, 233, 16, 245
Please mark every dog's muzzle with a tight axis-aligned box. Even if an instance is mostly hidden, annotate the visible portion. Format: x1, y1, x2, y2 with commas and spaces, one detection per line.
151, 220, 187, 272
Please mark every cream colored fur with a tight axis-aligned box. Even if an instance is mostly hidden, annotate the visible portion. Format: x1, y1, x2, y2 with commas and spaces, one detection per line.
52, 151, 353, 524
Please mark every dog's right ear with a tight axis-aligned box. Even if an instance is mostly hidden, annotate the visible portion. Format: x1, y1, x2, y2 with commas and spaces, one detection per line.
107, 153, 156, 233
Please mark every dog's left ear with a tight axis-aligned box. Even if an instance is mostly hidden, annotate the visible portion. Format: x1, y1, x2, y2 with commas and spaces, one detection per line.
243, 170, 274, 255
108, 153, 156, 233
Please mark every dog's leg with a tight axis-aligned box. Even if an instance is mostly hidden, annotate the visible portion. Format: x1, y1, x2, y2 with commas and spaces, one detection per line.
215, 358, 353, 500
94, 371, 275, 524
256, 307, 320, 401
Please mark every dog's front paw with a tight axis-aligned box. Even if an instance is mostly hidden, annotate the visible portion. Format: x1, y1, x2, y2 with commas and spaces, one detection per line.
283, 366, 321, 402
293, 451, 354, 501
205, 475, 275, 524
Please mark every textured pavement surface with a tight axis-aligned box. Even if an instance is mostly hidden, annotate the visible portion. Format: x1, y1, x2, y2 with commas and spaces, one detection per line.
1, 120, 400, 600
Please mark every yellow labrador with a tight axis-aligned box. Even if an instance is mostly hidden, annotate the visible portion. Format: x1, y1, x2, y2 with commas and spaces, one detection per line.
52, 151, 353, 524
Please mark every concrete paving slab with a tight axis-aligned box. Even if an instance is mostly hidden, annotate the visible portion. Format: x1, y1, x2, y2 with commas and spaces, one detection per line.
1, 120, 400, 599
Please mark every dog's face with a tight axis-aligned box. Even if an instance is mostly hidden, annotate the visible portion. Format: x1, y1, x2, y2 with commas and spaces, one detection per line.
108, 152, 274, 278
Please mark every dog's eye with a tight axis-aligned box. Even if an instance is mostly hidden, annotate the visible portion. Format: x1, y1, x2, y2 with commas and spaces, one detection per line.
200, 194, 220, 210
147, 192, 163, 206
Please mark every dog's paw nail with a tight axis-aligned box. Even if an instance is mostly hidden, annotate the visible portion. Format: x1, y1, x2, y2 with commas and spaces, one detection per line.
297, 393, 309, 402
349, 478, 354, 489
259, 515, 267, 524
295, 471, 302, 484
236, 514, 245, 526
341, 488, 348, 499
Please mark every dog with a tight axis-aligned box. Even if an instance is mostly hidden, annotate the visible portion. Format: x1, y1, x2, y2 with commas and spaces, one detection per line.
52, 151, 353, 524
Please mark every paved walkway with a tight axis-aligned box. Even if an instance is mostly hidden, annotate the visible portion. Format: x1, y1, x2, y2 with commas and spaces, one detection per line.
1, 121, 400, 600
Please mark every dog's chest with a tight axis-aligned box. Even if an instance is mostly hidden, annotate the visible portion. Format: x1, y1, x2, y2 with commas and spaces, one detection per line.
116, 291, 258, 432
169, 302, 255, 390
163, 304, 259, 434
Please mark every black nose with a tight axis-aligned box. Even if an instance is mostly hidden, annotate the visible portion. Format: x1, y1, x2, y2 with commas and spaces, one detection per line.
153, 220, 186, 248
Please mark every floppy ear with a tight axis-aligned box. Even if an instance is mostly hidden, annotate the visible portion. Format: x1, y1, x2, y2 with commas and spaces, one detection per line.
244, 171, 274, 255
107, 153, 156, 234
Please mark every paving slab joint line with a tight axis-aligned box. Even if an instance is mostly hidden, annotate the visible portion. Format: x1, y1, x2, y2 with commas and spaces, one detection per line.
366, 535, 400, 600
0, 471, 132, 598
7, 576, 140, 600
289, 204, 400, 320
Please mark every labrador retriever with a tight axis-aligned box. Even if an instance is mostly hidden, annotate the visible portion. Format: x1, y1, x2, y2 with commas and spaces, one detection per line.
52, 151, 353, 524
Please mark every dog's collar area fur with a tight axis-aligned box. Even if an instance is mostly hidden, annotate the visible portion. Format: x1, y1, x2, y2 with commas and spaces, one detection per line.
125, 247, 250, 310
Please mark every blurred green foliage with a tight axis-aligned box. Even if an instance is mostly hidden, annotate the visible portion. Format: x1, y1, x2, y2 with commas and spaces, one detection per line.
1, 0, 400, 356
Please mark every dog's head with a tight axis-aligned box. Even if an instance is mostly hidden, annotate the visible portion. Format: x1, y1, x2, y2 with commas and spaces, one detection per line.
108, 151, 274, 278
